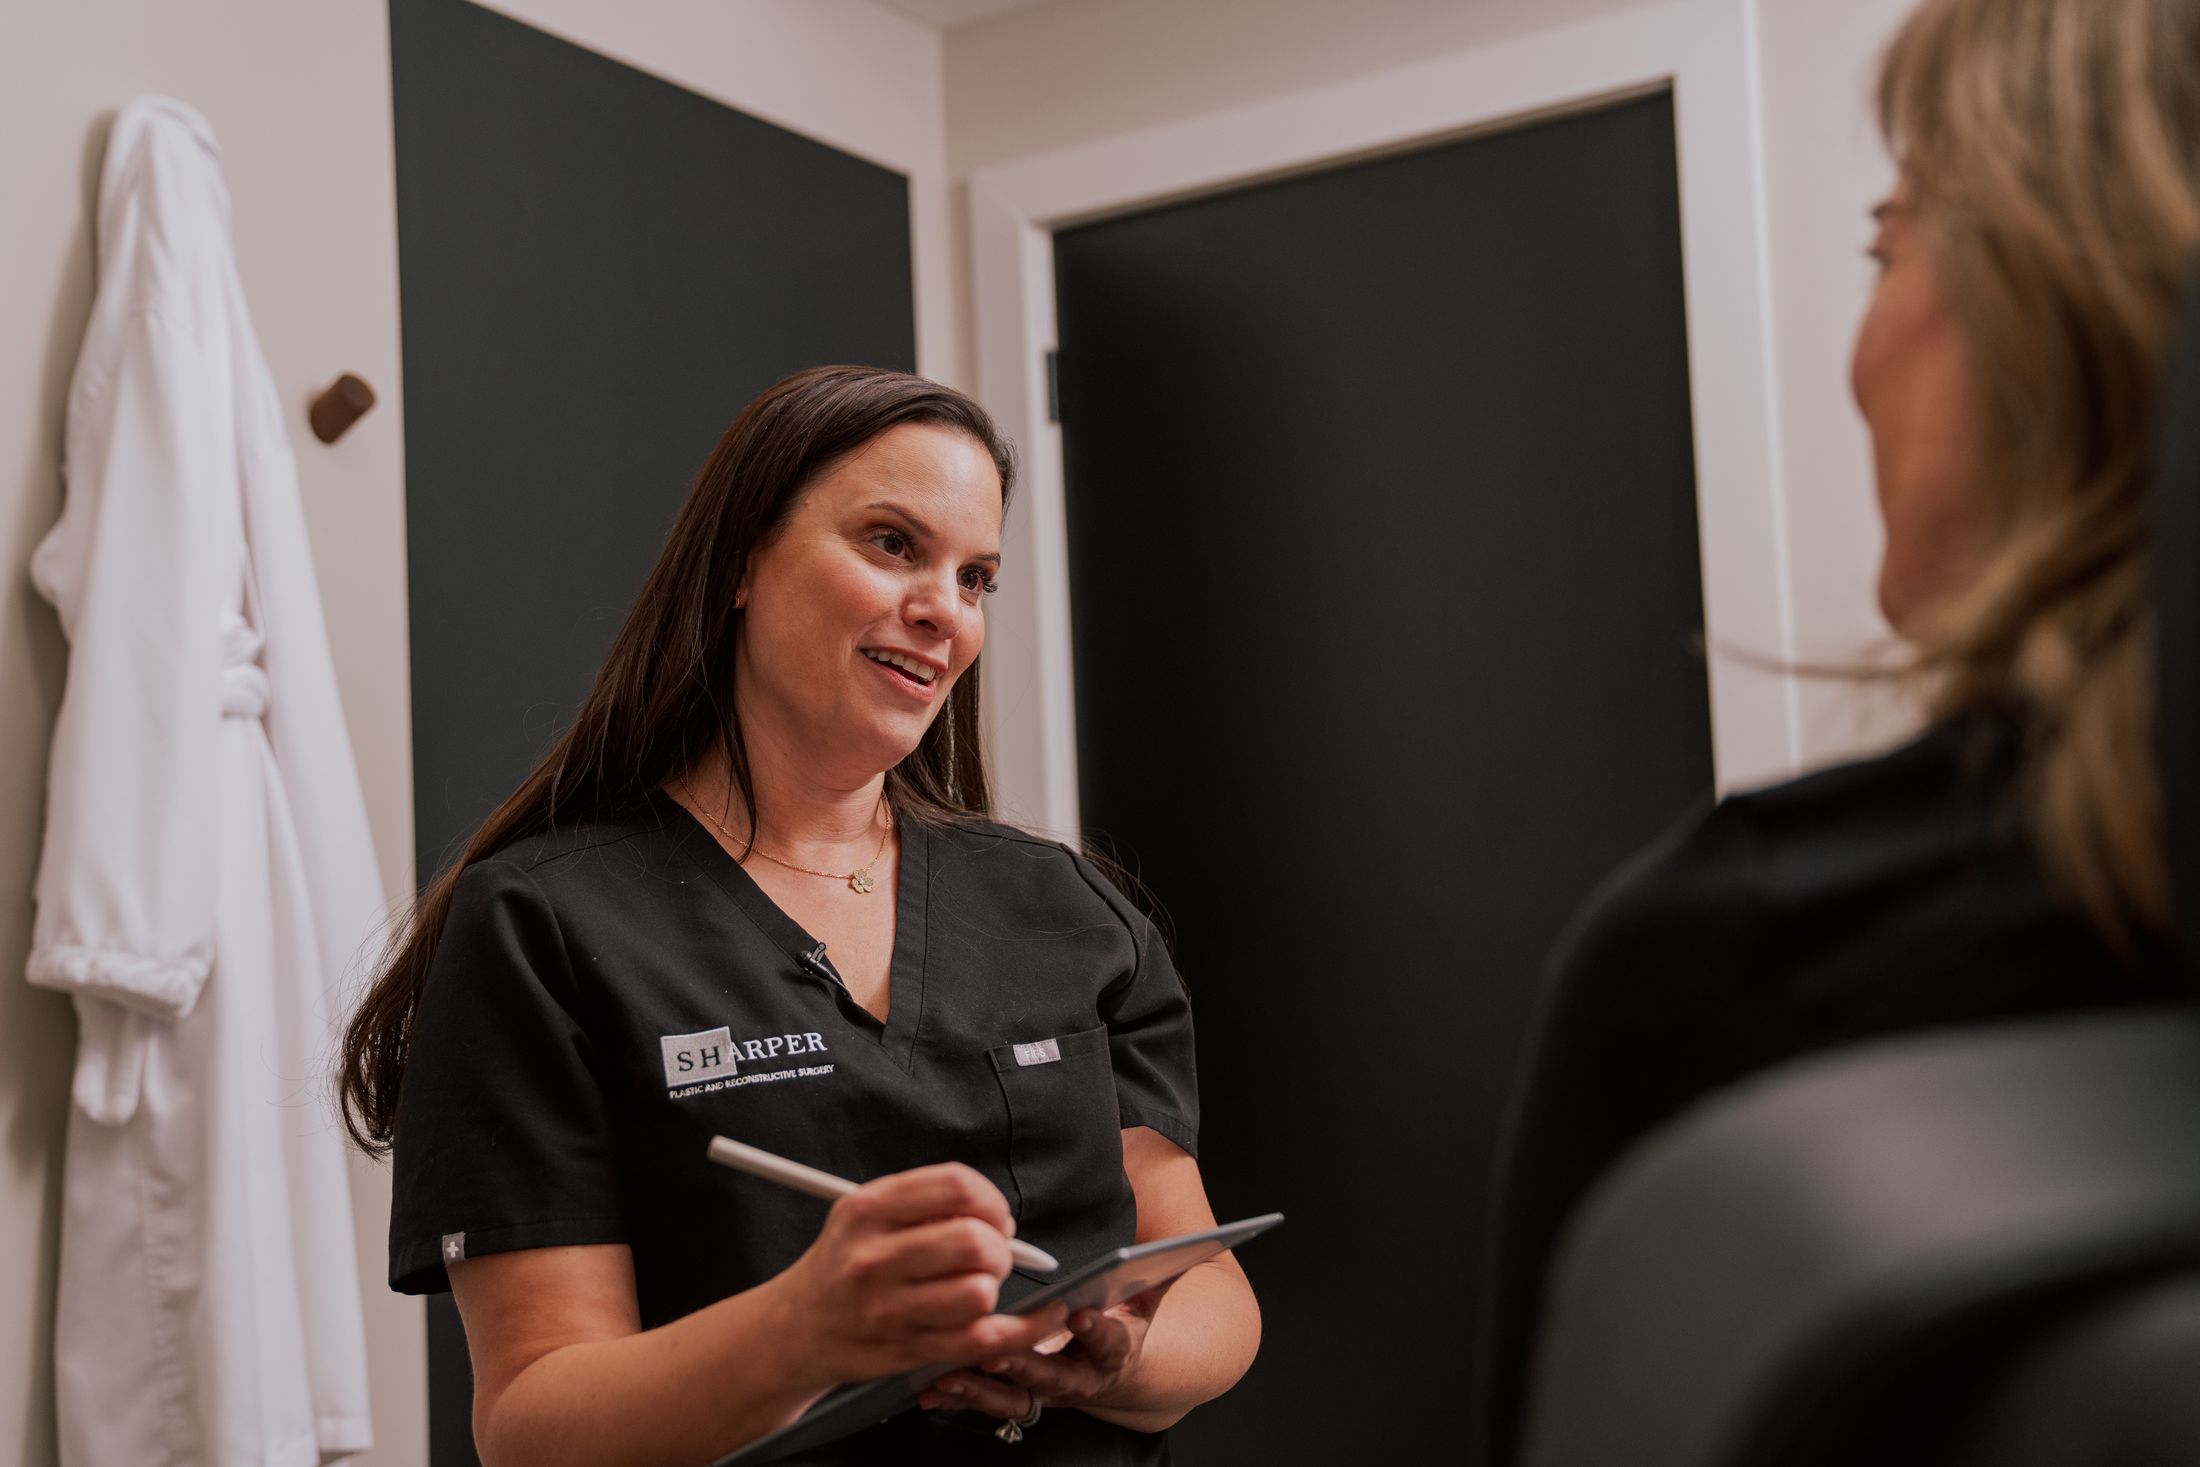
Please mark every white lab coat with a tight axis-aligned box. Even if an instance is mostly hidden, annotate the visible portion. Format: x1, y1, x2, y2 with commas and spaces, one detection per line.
28, 96, 383, 1467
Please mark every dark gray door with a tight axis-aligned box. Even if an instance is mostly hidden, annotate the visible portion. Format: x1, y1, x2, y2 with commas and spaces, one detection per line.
388, 2, 915, 1460
1051, 92, 1714, 1461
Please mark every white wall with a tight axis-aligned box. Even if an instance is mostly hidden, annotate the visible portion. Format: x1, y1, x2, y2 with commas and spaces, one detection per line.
1754, 0, 1922, 764
946, 0, 1924, 788
0, 5, 420, 1465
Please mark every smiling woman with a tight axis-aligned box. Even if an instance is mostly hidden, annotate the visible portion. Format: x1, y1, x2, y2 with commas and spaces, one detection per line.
338, 366, 1261, 1467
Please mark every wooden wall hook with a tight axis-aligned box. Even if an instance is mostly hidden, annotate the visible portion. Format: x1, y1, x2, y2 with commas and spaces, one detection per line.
310, 373, 377, 444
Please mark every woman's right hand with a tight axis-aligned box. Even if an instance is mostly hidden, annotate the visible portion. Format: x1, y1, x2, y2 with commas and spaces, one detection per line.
773, 1163, 1069, 1387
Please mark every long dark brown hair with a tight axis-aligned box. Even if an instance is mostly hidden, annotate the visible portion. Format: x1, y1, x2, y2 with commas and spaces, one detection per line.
340, 366, 1016, 1154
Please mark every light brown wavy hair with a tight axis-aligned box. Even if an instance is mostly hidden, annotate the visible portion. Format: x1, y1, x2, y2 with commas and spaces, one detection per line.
1879, 0, 2200, 940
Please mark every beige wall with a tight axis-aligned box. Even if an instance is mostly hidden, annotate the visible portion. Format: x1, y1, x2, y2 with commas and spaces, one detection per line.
945, 0, 1925, 776
945, 0, 1655, 178
0, 3, 420, 1465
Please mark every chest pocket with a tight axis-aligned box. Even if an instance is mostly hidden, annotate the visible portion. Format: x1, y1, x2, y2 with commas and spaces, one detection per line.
988, 1024, 1133, 1275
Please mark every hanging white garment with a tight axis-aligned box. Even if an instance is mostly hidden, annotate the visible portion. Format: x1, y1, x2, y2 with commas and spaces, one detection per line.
28, 96, 383, 1467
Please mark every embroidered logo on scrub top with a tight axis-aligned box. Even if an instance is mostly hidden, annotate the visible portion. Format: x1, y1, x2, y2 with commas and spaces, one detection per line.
660, 1025, 834, 1098
661, 1027, 741, 1086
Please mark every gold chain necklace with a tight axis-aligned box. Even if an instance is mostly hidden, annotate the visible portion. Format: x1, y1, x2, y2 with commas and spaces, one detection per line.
693, 796, 893, 895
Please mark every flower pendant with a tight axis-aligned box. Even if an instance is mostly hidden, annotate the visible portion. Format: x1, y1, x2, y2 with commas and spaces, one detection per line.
849, 868, 875, 895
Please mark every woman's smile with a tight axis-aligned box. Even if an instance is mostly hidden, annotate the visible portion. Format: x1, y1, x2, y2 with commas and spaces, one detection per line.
860, 645, 943, 697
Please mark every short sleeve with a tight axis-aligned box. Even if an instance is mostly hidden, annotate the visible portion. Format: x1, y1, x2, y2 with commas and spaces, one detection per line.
387, 859, 627, 1294
1076, 855, 1200, 1158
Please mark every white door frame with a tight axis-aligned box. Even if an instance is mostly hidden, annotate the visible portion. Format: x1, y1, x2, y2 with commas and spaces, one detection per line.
968, 0, 1798, 836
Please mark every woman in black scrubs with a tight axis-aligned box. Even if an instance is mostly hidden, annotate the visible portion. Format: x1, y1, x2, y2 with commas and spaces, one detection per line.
1478, 0, 2200, 1460
340, 367, 1261, 1465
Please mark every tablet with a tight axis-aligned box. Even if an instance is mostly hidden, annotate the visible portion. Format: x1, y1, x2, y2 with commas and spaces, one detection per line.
710, 1213, 1283, 1465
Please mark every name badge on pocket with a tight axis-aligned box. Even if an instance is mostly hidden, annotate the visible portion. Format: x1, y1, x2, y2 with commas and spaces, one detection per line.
1012, 1037, 1063, 1067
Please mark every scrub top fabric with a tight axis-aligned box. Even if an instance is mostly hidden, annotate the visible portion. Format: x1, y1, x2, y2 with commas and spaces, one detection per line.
1474, 708, 2188, 1467
388, 792, 1198, 1465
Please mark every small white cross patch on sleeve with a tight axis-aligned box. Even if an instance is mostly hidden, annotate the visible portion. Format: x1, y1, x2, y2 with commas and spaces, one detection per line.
442, 1233, 465, 1263
1013, 1038, 1063, 1067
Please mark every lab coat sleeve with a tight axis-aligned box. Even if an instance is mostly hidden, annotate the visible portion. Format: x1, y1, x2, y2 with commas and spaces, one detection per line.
28, 307, 225, 1123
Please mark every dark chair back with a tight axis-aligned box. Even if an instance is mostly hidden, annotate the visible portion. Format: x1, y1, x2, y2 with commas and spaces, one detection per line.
1943, 1272, 2200, 1467
1519, 1009, 2200, 1467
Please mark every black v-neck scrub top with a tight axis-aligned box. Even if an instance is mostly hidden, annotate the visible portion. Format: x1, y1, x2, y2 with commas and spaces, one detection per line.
387, 793, 1200, 1465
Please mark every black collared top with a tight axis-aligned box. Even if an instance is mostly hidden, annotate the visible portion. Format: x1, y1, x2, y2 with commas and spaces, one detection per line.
388, 791, 1198, 1464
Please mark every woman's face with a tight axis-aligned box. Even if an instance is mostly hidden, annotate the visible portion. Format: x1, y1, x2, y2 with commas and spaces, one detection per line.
734, 422, 1003, 783
1851, 184, 1982, 632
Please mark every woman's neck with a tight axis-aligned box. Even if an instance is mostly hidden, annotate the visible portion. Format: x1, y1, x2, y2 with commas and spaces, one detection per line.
679, 733, 887, 859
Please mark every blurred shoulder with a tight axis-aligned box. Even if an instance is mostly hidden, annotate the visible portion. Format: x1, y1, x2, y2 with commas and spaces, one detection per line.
1553, 714, 2009, 1003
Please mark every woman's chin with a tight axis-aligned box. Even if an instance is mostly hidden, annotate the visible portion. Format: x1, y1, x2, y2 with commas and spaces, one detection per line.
850, 719, 940, 778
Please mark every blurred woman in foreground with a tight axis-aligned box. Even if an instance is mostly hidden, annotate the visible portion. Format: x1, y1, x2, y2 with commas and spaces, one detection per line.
1481, 0, 2200, 1459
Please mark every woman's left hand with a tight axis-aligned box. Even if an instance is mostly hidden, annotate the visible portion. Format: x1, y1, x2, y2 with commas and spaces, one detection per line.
917, 1290, 1164, 1422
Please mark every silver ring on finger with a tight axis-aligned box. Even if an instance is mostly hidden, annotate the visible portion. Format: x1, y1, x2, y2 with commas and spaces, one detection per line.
994, 1390, 1043, 1443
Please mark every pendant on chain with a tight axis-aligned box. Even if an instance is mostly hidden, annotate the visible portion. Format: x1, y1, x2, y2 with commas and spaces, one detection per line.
849, 868, 875, 894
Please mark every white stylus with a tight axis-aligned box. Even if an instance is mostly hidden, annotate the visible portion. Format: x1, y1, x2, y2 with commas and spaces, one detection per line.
707, 1135, 1060, 1274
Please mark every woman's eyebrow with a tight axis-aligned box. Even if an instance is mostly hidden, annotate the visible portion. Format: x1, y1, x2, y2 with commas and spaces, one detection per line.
860, 501, 1001, 565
